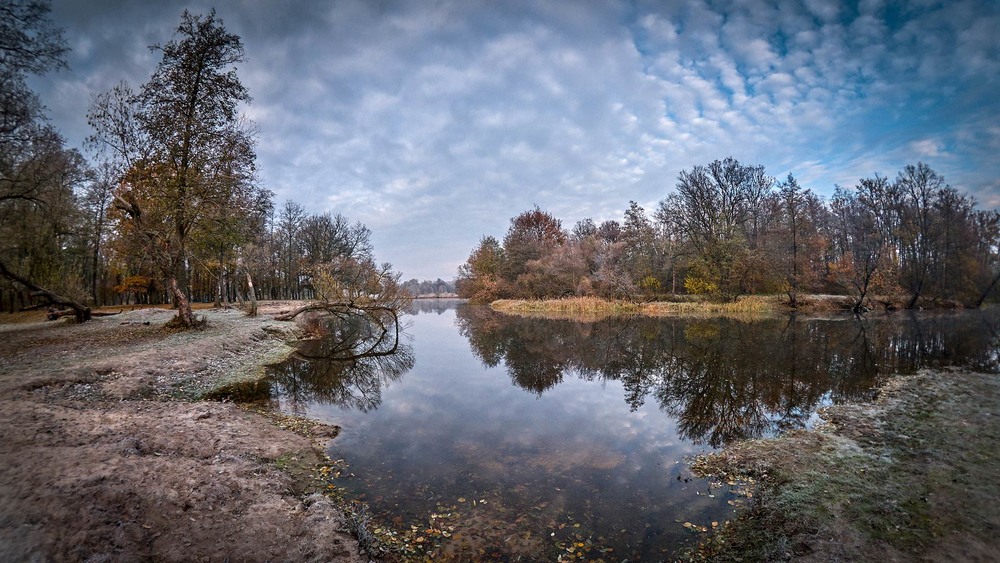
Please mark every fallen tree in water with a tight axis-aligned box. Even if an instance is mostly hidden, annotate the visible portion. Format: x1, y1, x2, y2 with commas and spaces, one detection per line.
275, 301, 404, 358
274, 257, 411, 358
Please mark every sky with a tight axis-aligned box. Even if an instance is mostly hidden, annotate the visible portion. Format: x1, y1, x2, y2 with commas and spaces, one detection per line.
29, 0, 1000, 281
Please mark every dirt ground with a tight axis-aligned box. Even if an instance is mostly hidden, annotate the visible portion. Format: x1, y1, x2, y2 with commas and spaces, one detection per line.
690, 368, 1000, 562
0, 303, 369, 562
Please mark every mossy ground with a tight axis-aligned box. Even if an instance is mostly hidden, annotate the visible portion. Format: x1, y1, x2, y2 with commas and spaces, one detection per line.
687, 369, 1000, 561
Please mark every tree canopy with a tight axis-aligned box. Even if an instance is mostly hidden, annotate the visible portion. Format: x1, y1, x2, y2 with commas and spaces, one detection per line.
2, 4, 406, 329
458, 158, 1000, 310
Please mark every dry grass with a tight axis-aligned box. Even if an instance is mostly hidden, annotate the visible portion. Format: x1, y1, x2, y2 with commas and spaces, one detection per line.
491, 297, 642, 318
0, 310, 49, 324
641, 295, 777, 317
491, 295, 781, 320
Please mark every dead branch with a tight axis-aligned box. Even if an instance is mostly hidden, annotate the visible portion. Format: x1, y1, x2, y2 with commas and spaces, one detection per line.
0, 260, 91, 322
47, 308, 122, 320
275, 300, 402, 359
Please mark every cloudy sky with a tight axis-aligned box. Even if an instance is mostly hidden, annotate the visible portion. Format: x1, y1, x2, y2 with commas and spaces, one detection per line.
30, 0, 1000, 280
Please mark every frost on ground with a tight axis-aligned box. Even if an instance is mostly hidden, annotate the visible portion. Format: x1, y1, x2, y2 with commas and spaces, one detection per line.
689, 368, 1000, 562
0, 304, 370, 562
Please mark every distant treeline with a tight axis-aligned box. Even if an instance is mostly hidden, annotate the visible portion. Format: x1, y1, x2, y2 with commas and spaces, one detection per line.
401, 278, 456, 297
2, 186, 393, 311
457, 158, 1000, 311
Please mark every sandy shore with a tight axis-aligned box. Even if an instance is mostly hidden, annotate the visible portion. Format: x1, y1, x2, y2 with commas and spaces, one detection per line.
0, 303, 367, 562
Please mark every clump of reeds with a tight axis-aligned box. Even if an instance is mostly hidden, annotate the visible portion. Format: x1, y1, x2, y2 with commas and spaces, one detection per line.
641, 295, 775, 316
345, 502, 383, 557
491, 297, 642, 315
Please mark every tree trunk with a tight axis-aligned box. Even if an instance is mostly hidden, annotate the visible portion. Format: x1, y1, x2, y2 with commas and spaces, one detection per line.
168, 276, 195, 327
91, 203, 106, 307
91, 243, 100, 306
975, 270, 1000, 308
906, 275, 925, 310
244, 269, 257, 317
0, 260, 91, 322
214, 275, 222, 308
787, 289, 798, 309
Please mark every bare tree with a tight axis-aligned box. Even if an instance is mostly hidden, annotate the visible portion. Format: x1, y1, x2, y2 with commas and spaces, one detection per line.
662, 157, 775, 300
0, 0, 93, 321
830, 181, 897, 313
895, 163, 946, 309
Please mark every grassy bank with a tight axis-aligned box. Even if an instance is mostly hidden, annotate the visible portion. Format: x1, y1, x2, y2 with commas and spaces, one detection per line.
686, 369, 1000, 561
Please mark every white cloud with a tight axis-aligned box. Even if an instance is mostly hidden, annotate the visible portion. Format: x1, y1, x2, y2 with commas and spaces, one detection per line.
27, 0, 1000, 279
909, 139, 945, 158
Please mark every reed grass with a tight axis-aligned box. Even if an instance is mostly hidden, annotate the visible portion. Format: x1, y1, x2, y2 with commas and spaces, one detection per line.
491, 297, 642, 316
491, 295, 781, 319
641, 295, 775, 315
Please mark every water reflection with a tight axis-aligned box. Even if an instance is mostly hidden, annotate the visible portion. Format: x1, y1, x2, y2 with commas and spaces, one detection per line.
269, 343, 415, 413
407, 298, 465, 316
214, 314, 416, 414
456, 305, 1000, 447
242, 304, 999, 560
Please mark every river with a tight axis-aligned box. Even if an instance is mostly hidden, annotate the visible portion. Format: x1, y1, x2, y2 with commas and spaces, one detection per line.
249, 301, 1000, 560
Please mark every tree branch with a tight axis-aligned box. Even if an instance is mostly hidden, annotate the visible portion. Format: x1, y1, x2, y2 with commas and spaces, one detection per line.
0, 259, 91, 322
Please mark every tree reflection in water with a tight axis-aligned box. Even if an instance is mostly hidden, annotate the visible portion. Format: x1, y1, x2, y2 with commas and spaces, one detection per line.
246, 305, 999, 447
455, 304, 1000, 447
406, 298, 465, 316
263, 314, 415, 414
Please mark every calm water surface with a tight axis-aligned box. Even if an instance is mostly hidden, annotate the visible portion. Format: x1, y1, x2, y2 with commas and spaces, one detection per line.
251, 302, 1000, 561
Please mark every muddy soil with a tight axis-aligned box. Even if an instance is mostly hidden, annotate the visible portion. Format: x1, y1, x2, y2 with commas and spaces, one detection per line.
0, 303, 369, 562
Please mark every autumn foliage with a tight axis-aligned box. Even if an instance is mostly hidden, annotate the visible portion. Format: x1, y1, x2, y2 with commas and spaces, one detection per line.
458, 159, 1000, 310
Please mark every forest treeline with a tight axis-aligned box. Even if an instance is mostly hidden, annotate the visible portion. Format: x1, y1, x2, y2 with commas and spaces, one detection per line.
401, 278, 456, 297
457, 158, 1000, 311
0, 3, 404, 326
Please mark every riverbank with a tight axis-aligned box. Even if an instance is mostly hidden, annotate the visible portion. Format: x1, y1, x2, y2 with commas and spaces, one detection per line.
491, 294, 977, 319
491, 294, 856, 319
0, 303, 367, 562
688, 368, 1000, 561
